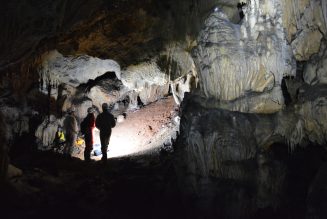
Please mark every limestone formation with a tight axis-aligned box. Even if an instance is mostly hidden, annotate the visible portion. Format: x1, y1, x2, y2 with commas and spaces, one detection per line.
39, 50, 121, 88
158, 43, 199, 105
193, 1, 295, 113
35, 115, 63, 150
88, 85, 122, 111
175, 83, 327, 215
291, 30, 323, 61
304, 42, 327, 85
121, 61, 169, 105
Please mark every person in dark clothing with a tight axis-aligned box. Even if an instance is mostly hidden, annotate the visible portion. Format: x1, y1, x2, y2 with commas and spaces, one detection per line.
82, 107, 96, 162
95, 103, 116, 163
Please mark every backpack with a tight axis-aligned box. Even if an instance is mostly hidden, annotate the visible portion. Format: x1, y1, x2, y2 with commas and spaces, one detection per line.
80, 117, 88, 135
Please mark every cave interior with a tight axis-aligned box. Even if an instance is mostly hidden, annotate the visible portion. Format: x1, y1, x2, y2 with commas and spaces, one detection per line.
1, 0, 327, 218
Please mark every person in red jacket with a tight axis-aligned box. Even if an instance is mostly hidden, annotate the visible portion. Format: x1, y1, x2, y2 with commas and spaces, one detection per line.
81, 107, 96, 162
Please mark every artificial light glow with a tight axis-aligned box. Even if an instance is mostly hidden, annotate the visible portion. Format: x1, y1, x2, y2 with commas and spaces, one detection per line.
92, 127, 159, 159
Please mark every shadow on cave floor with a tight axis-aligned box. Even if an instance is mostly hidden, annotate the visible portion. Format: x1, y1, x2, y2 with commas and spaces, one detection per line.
1, 151, 183, 219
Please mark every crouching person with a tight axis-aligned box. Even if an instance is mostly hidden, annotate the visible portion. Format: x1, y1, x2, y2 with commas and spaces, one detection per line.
63, 107, 78, 158
81, 107, 96, 162
95, 103, 116, 163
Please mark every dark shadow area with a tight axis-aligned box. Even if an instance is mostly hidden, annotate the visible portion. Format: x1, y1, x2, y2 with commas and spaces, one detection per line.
1, 149, 184, 219
78, 71, 119, 93
237, 2, 246, 20
281, 78, 292, 105
254, 143, 327, 219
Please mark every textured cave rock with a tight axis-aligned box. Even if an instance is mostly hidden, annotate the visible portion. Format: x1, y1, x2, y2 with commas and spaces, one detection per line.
121, 61, 169, 105
174, 82, 327, 216
157, 43, 199, 105
174, 97, 286, 217
0, 0, 104, 71
0, 105, 30, 142
39, 50, 121, 89
87, 76, 127, 111
193, 1, 295, 113
282, 0, 326, 53
35, 115, 63, 150
0, 0, 243, 73
304, 41, 327, 85
291, 29, 323, 61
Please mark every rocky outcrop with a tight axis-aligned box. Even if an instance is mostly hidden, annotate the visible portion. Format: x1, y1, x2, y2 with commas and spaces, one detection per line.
121, 61, 169, 105
282, 0, 326, 57
39, 50, 121, 89
175, 83, 327, 217
87, 79, 126, 111
304, 41, 327, 85
158, 43, 199, 105
291, 29, 323, 61
281, 0, 327, 86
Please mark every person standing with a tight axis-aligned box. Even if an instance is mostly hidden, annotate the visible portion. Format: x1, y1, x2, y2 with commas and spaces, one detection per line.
63, 107, 78, 158
81, 107, 96, 162
95, 103, 116, 163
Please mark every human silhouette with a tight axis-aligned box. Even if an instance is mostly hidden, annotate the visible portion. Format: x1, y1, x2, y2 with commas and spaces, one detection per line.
95, 103, 116, 163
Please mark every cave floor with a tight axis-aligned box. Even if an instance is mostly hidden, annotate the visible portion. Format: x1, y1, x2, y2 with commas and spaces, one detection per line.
2, 151, 182, 219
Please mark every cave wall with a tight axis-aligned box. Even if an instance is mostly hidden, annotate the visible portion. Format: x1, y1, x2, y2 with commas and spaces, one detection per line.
173, 0, 327, 218
193, 0, 295, 108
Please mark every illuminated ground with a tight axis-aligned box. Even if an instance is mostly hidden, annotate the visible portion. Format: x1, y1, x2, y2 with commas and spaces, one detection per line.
74, 96, 179, 160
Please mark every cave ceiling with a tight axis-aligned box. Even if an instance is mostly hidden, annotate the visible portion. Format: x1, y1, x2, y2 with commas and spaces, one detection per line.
0, 0, 239, 71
